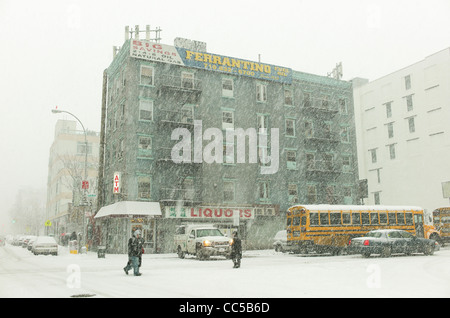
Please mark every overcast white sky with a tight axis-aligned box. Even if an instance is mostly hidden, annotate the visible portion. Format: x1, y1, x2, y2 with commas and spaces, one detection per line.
0, 0, 449, 225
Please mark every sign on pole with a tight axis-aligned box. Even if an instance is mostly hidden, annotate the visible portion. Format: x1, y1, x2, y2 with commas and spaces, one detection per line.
45, 220, 52, 227
113, 172, 121, 194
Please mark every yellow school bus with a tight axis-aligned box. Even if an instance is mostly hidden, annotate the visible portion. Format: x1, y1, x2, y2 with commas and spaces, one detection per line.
286, 204, 434, 255
432, 207, 450, 245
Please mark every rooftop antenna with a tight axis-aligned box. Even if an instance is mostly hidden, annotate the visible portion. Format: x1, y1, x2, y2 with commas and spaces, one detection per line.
116, 25, 162, 58
125, 25, 162, 43
327, 62, 343, 80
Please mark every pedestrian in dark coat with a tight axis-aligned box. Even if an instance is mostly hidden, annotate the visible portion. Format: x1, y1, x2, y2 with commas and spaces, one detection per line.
123, 230, 144, 276
231, 231, 242, 268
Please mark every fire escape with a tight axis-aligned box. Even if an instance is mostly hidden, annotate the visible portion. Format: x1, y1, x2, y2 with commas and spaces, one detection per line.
155, 73, 203, 207
302, 92, 343, 204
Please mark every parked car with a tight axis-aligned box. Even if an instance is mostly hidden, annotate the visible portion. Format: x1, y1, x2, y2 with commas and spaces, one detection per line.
349, 229, 437, 258
32, 236, 58, 256
22, 235, 36, 248
27, 237, 37, 251
273, 230, 288, 252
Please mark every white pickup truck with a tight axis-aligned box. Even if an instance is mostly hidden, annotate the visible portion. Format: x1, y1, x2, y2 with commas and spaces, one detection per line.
174, 224, 232, 260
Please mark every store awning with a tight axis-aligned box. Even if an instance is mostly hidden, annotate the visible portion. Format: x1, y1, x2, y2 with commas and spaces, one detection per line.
94, 201, 162, 219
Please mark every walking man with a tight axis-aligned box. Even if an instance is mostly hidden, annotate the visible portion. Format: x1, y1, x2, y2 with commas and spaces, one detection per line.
231, 231, 242, 268
124, 230, 144, 276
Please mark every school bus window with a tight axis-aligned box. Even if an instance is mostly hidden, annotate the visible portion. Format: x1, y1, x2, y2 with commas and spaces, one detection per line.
293, 217, 300, 226
362, 212, 370, 225
388, 212, 396, 224
330, 212, 341, 225
352, 212, 361, 225
310, 213, 319, 225
405, 213, 413, 225
287, 218, 292, 227
301, 216, 307, 226
379, 212, 388, 224
397, 212, 405, 225
414, 214, 423, 225
319, 212, 329, 225
342, 212, 351, 225
370, 213, 379, 225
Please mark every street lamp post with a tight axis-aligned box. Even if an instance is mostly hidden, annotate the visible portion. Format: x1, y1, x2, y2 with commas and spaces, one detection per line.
51, 108, 89, 249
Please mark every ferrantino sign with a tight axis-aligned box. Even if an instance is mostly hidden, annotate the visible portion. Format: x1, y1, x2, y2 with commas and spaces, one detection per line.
165, 206, 254, 220
130, 39, 292, 84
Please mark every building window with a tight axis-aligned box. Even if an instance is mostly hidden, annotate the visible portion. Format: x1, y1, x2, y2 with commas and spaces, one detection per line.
285, 119, 295, 137
340, 126, 349, 143
342, 155, 351, 172
139, 99, 153, 121
385, 102, 392, 118
288, 184, 298, 203
404, 75, 411, 90
408, 117, 415, 133
387, 122, 394, 138
258, 146, 269, 166
183, 178, 194, 201
284, 89, 293, 106
223, 142, 234, 164
138, 175, 151, 199
306, 153, 315, 170
181, 104, 194, 124
138, 135, 152, 157
374, 192, 381, 205
256, 83, 267, 102
376, 168, 381, 183
223, 181, 235, 202
303, 93, 311, 107
222, 78, 234, 98
324, 122, 332, 139
257, 114, 269, 134
388, 144, 396, 160
343, 186, 352, 204
326, 185, 336, 204
307, 185, 317, 204
369, 148, 377, 163
321, 96, 329, 109
324, 154, 334, 171
286, 150, 296, 169
181, 72, 194, 89
339, 98, 348, 114
77, 142, 92, 155
258, 182, 269, 200
406, 95, 413, 112
222, 110, 234, 130
305, 121, 313, 137
117, 139, 124, 160
140, 65, 154, 86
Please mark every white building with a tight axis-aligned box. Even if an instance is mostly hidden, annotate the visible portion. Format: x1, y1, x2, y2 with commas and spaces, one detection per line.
353, 47, 450, 216
46, 120, 100, 237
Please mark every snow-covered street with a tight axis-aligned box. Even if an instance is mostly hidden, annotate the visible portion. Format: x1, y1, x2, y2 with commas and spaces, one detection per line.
1, 243, 449, 299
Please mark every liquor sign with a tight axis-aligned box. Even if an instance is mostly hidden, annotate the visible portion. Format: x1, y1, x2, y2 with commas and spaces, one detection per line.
130, 39, 292, 84
165, 206, 254, 220
113, 172, 121, 194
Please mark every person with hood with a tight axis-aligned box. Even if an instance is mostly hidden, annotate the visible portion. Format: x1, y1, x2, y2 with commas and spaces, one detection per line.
123, 230, 144, 276
231, 231, 242, 268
